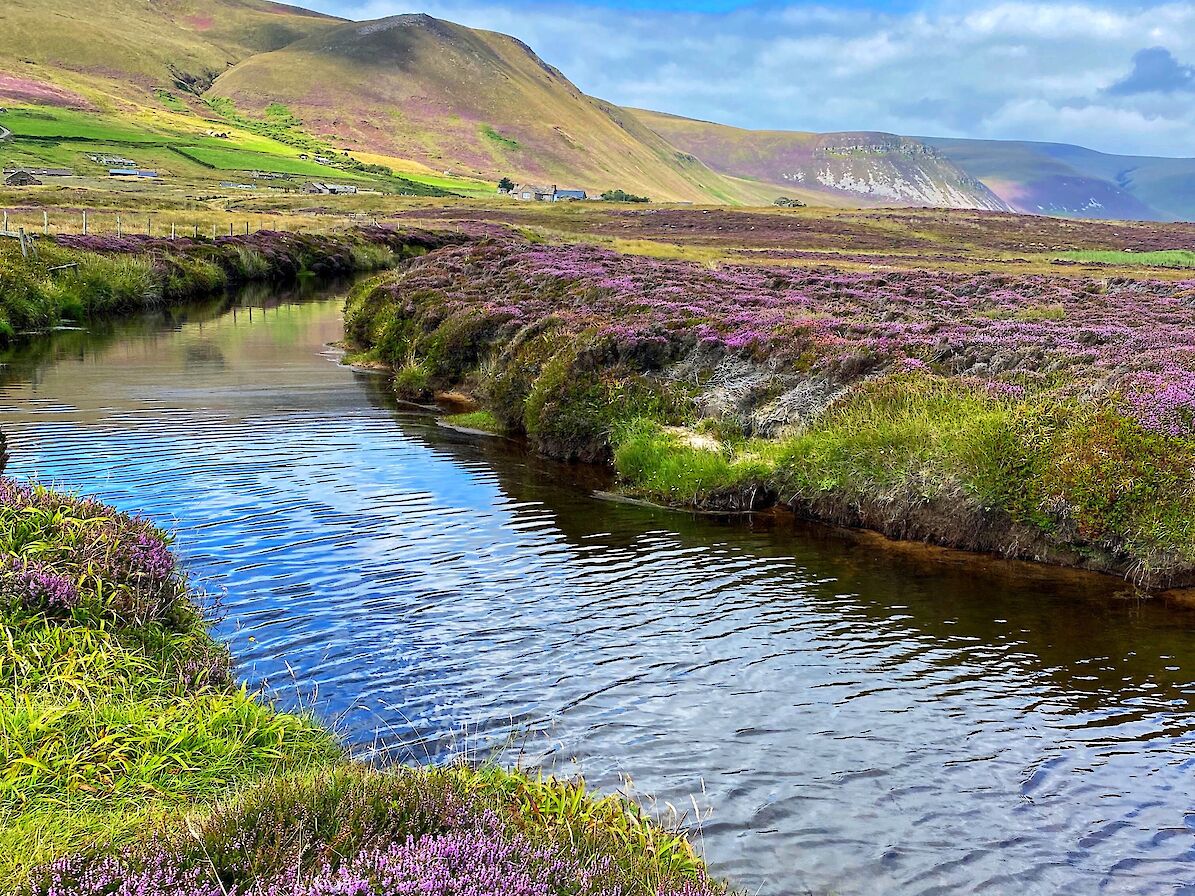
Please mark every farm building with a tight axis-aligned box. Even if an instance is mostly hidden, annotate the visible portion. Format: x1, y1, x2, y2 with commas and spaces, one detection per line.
4, 170, 41, 187
553, 189, 587, 201
108, 169, 159, 178
4, 167, 71, 177
88, 154, 137, 167
305, 182, 358, 195
513, 183, 556, 201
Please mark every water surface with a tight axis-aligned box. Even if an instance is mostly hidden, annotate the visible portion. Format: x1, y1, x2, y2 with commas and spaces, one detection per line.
3, 285, 1195, 896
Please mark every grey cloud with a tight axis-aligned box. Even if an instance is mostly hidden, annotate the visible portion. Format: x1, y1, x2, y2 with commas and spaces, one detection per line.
1106, 47, 1195, 95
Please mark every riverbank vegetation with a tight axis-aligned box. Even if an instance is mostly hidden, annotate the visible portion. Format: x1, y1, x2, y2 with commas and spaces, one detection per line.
0, 226, 462, 344
0, 479, 725, 896
345, 236, 1195, 587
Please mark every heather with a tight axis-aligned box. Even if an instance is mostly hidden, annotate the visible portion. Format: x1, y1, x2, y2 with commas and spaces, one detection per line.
27, 765, 722, 896
345, 238, 1195, 585
0, 226, 463, 344
391, 206, 1195, 258
0, 480, 725, 895
0, 478, 339, 882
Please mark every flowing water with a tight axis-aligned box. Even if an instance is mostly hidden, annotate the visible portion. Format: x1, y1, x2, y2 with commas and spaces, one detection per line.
3, 283, 1195, 896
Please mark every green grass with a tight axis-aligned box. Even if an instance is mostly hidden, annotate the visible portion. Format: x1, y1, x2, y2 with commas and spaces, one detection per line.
1055, 250, 1195, 269
480, 124, 519, 150
153, 90, 190, 114
442, 410, 502, 433
609, 374, 1195, 582
171, 145, 359, 178
0, 483, 340, 882
0, 108, 161, 143
0, 104, 453, 196
0, 229, 428, 345
395, 171, 498, 196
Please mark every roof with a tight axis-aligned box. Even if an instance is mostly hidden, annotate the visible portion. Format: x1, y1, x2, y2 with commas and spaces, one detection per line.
4, 167, 71, 177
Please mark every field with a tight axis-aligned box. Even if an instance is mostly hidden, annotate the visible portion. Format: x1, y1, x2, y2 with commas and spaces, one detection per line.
389, 203, 1195, 278
0, 107, 162, 143
170, 145, 361, 178
0, 103, 485, 197
1054, 249, 1195, 269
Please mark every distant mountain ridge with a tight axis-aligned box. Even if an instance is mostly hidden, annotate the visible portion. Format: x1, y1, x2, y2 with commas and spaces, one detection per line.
920, 137, 1195, 222
0, 0, 1192, 218
626, 109, 1011, 212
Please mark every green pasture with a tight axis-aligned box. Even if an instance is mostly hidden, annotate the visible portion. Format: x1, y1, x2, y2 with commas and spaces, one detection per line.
1055, 250, 1195, 269
0, 107, 161, 143
171, 145, 359, 178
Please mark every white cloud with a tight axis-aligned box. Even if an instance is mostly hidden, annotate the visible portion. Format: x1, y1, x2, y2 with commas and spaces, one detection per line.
306, 0, 1195, 156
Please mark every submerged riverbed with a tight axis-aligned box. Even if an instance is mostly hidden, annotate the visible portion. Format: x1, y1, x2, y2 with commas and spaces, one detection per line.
2, 284, 1195, 896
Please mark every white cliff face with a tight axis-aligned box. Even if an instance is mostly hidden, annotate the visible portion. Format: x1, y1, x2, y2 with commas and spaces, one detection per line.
804, 164, 1007, 209
784, 162, 1006, 210
771, 135, 1012, 211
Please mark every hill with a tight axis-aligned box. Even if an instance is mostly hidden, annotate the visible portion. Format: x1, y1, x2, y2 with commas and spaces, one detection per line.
0, 0, 1193, 216
208, 14, 801, 204
627, 109, 1011, 211
922, 138, 1195, 222
0, 0, 342, 107
630, 108, 1195, 221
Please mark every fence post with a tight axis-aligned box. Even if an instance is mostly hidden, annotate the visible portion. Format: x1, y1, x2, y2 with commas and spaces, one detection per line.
194, 223, 198, 239
171, 222, 176, 240
42, 210, 48, 235
244, 221, 249, 235
212, 224, 217, 240
82, 210, 88, 235
17, 227, 27, 259
147, 216, 152, 236
3, 210, 8, 233
229, 223, 233, 237
116, 215, 122, 237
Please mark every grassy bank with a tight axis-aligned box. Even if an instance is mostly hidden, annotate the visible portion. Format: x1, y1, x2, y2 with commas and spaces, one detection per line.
0, 226, 464, 344
345, 237, 1195, 587
0, 479, 724, 896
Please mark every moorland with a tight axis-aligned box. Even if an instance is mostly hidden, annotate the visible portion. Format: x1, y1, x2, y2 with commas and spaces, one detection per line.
4, 2, 1195, 894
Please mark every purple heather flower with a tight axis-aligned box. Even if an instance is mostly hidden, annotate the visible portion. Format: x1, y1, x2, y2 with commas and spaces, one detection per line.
2, 556, 79, 613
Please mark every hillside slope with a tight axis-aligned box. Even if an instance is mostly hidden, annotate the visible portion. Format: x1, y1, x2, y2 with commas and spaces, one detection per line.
0, 0, 341, 107
629, 109, 1011, 211
208, 14, 801, 204
923, 137, 1195, 222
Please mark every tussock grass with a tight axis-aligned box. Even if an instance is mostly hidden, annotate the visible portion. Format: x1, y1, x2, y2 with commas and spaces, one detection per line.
612, 375, 1195, 584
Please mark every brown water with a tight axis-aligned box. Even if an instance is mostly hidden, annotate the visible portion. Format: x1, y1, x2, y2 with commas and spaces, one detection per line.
3, 285, 1195, 896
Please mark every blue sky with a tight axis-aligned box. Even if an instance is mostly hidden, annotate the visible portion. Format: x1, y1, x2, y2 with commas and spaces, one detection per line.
301, 0, 1195, 156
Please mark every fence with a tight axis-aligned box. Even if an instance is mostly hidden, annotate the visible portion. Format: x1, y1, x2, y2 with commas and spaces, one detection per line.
0, 209, 289, 240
